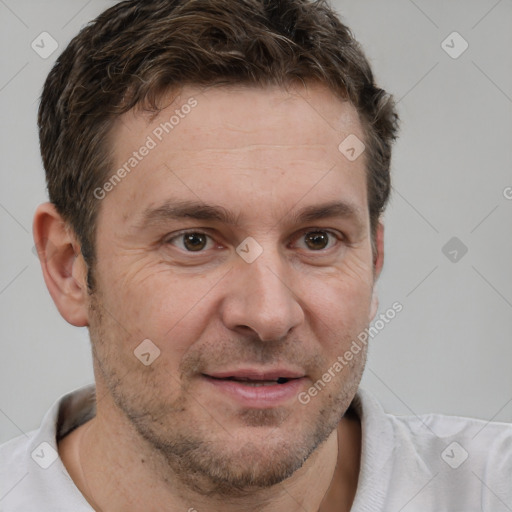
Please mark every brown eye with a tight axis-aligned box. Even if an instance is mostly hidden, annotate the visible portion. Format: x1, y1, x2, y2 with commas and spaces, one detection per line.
166, 231, 214, 252
304, 231, 331, 250
182, 233, 208, 251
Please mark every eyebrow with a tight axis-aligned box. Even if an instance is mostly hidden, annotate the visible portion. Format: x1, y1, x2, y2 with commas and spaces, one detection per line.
136, 199, 364, 231
138, 200, 240, 229
287, 200, 363, 227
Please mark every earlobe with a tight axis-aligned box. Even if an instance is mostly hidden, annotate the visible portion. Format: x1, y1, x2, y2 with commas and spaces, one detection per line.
33, 203, 89, 327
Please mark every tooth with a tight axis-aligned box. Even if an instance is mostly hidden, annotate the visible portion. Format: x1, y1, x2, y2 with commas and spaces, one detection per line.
238, 381, 277, 386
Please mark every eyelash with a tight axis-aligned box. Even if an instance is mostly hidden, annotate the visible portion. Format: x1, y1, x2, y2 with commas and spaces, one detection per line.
164, 229, 344, 253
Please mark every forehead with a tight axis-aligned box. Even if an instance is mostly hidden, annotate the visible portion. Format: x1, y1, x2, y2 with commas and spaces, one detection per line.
103, 83, 368, 230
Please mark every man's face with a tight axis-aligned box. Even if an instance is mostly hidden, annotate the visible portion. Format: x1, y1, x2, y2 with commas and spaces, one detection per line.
87, 83, 380, 493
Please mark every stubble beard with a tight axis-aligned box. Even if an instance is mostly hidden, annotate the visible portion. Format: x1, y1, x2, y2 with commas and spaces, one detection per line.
87, 291, 367, 498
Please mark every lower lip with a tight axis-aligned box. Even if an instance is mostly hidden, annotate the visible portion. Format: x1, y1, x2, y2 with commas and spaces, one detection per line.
202, 376, 305, 407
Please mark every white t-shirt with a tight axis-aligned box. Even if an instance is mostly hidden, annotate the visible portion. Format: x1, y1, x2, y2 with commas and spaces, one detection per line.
1, 385, 511, 511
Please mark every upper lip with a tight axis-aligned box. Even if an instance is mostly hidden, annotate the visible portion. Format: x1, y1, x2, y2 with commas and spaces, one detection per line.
204, 368, 305, 380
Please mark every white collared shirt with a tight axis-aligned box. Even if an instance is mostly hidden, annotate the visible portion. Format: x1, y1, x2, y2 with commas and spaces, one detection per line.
1, 384, 511, 511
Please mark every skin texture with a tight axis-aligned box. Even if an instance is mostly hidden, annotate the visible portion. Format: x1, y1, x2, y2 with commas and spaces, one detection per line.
34, 82, 384, 512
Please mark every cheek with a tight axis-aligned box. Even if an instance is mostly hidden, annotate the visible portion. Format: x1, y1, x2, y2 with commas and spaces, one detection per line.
301, 256, 374, 341
306, 251, 374, 307
97, 258, 223, 355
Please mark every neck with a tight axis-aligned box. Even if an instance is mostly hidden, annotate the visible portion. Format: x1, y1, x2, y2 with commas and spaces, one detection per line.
59, 396, 361, 512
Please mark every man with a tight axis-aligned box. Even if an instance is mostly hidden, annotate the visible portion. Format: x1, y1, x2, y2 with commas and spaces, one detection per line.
0, 0, 510, 510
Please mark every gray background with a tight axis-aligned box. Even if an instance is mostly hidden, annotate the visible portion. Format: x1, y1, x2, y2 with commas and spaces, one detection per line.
1, 0, 511, 444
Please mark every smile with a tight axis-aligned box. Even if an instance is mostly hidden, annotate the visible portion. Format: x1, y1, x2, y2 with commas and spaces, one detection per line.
201, 372, 306, 407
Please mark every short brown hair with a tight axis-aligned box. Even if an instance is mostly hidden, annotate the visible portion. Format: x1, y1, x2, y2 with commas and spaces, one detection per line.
38, 0, 399, 291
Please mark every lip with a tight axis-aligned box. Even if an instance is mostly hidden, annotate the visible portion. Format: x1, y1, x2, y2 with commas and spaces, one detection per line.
206, 368, 305, 380
202, 368, 306, 408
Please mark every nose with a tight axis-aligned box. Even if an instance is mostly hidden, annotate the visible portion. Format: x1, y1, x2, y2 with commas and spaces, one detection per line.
220, 249, 304, 342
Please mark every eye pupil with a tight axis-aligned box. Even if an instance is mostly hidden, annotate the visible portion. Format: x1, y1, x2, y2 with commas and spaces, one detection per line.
184, 233, 207, 251
305, 231, 329, 250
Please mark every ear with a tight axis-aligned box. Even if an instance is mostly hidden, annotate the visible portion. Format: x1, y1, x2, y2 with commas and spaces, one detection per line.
33, 202, 90, 327
369, 221, 384, 322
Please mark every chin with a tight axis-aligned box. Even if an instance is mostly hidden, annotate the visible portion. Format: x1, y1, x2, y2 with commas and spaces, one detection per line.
131, 402, 341, 497
159, 433, 314, 496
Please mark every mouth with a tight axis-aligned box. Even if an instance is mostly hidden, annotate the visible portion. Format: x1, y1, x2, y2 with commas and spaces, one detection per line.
201, 369, 306, 406
207, 375, 294, 386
